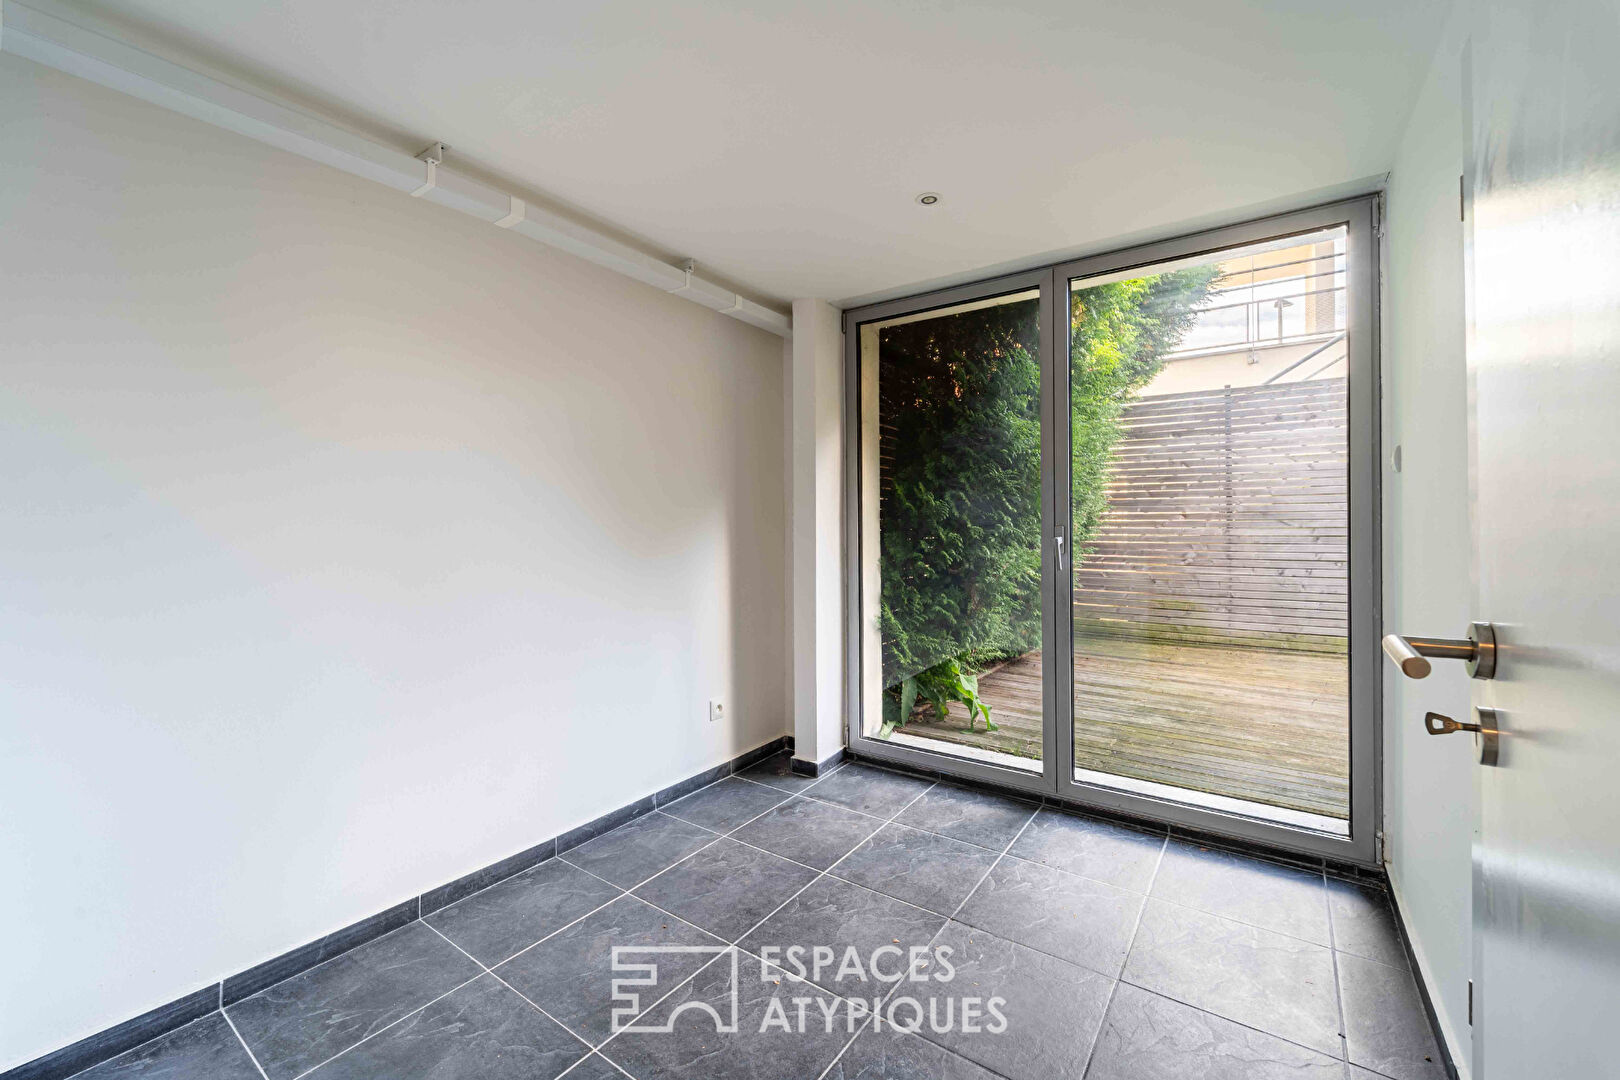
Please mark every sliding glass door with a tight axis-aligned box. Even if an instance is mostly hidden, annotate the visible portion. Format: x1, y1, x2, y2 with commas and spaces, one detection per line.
850, 274, 1054, 784
847, 199, 1378, 863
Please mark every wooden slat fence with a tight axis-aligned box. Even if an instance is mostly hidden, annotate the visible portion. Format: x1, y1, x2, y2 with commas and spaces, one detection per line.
1074, 379, 1348, 653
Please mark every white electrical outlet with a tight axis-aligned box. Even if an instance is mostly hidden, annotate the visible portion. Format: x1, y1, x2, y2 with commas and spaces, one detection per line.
709, 699, 724, 723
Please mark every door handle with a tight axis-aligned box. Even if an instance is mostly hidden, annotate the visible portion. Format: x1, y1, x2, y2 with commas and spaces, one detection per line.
1381, 621, 1497, 679
1424, 709, 1501, 766
1054, 535, 1066, 571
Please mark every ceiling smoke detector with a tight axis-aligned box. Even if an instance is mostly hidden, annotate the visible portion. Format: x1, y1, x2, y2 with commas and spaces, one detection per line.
915, 192, 942, 206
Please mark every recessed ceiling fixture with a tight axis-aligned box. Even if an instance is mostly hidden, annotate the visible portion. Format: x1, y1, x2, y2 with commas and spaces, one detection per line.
915, 192, 941, 206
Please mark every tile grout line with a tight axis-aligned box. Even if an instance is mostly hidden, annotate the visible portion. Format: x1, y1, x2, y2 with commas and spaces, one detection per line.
1078, 833, 1170, 1080
1116, 833, 1171, 978
563, 793, 801, 905
729, 756, 850, 797
421, 741, 794, 921
720, 779, 941, 953
44, 745, 1359, 1080
1125, 843, 1351, 951
219, 1009, 271, 1080
593, 778, 942, 1069
280, 834, 735, 1080
591, 949, 736, 1064
763, 779, 939, 922
1108, 979, 1359, 1066
469, 882, 636, 970
518, 794, 857, 1060
282, 969, 491, 1080
1322, 868, 1353, 1065
241, 791, 1179, 1071
771, 783, 1205, 899
935, 812, 1176, 985
737, 768, 1118, 875
556, 1052, 634, 1080
230, 805, 733, 1030
814, 799, 1038, 1080
1116, 842, 1362, 1061
481, 776, 1368, 1079
420, 922, 602, 1053
227, 760, 1367, 1080
445, 811, 740, 973
36, 755, 836, 1080
785, 779, 952, 1080
454, 772, 1357, 1076
1129, 892, 1341, 951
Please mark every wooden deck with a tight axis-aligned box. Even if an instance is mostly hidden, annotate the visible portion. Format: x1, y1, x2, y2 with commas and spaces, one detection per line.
898, 634, 1349, 819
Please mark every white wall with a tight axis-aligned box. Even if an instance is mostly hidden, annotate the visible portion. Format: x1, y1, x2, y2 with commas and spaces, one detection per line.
1382, 10, 1474, 1074
0, 53, 788, 1069
789, 300, 846, 765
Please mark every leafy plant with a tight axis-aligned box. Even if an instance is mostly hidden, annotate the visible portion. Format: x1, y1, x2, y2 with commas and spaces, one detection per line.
895, 657, 996, 732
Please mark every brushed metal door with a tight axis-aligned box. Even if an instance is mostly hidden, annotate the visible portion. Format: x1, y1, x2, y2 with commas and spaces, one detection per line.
1464, 0, 1620, 1074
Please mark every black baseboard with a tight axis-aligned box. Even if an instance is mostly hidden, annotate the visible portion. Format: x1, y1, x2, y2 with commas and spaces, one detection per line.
0, 985, 218, 1080
790, 746, 846, 777
1386, 883, 1464, 1080
3, 734, 792, 1080
222, 898, 420, 1006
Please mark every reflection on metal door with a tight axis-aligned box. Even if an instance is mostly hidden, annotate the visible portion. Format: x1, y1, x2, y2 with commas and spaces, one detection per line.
1464, 0, 1620, 1075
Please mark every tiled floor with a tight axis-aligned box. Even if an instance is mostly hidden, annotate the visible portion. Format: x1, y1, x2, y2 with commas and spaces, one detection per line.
72, 756, 1445, 1080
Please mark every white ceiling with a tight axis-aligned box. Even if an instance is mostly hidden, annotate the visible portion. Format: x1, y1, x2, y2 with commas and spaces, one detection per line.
66, 0, 1445, 307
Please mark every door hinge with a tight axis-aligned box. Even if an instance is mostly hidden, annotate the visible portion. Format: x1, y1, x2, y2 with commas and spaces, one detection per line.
1468, 979, 1473, 1025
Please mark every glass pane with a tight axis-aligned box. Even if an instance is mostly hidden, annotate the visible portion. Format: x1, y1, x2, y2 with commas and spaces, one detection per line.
857, 289, 1044, 772
1068, 228, 1350, 832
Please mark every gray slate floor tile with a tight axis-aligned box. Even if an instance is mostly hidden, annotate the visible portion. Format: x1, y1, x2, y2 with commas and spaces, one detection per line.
913, 921, 1114, 1080
737, 752, 826, 794
803, 763, 934, 818
560, 1054, 631, 1079
600, 950, 851, 1080
561, 811, 718, 889
83, 772, 1432, 1080
957, 855, 1144, 975
1328, 878, 1409, 969
302, 974, 589, 1080
426, 858, 621, 966
634, 837, 818, 941
74, 1013, 262, 1080
1338, 952, 1447, 1080
1086, 983, 1345, 1080
1008, 809, 1165, 892
1122, 899, 1340, 1057
894, 783, 1038, 851
730, 796, 882, 870
493, 895, 724, 1044
1153, 841, 1331, 944
824, 1026, 1002, 1080
661, 777, 790, 832
831, 823, 998, 914
738, 876, 945, 996
226, 921, 482, 1080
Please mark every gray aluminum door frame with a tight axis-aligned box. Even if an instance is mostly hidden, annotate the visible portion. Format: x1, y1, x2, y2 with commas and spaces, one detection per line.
842, 266, 1060, 801
1049, 196, 1381, 866
844, 196, 1381, 865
